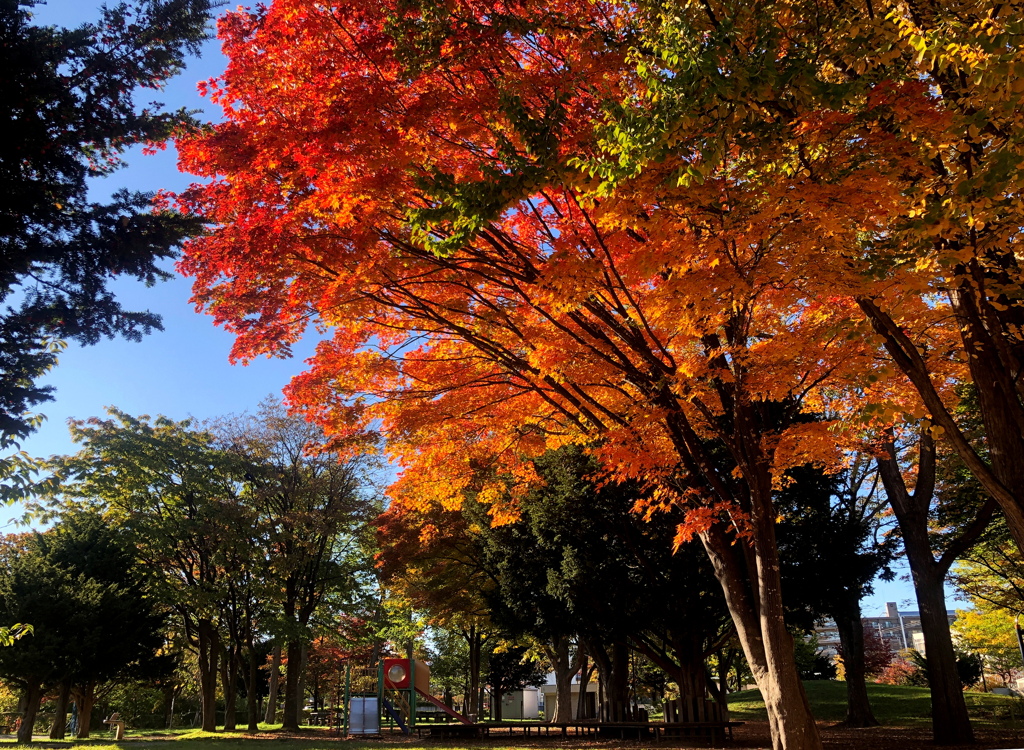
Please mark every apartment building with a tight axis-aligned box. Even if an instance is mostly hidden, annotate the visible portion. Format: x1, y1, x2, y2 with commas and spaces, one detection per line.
814, 602, 957, 656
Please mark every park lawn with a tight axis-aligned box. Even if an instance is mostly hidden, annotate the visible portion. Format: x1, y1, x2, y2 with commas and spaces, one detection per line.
727, 680, 1024, 728
38, 741, 532, 750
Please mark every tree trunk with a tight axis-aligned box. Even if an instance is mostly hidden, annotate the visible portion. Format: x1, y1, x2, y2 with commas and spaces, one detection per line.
281, 639, 303, 730
717, 650, 729, 698
197, 618, 221, 732
296, 641, 309, 722
576, 654, 593, 719
877, 434, 978, 745
834, 607, 879, 727
17, 679, 43, 744
49, 680, 71, 739
632, 631, 707, 702
247, 639, 260, 731
74, 682, 97, 740
590, 641, 630, 721
859, 295, 1024, 556
913, 567, 973, 744
658, 394, 823, 750
264, 643, 281, 725
545, 635, 580, 723
221, 645, 238, 731
607, 641, 630, 719
162, 684, 177, 729
700, 520, 822, 750
465, 626, 483, 722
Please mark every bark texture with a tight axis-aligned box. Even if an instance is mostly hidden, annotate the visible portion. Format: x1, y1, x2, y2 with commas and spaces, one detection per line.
545, 635, 581, 723
834, 609, 879, 727
17, 679, 42, 744
877, 432, 995, 745
264, 643, 281, 724
48, 681, 71, 739
197, 618, 221, 732
281, 638, 303, 730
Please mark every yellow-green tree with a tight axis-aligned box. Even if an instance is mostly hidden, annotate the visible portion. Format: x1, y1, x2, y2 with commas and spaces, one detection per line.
953, 608, 1022, 686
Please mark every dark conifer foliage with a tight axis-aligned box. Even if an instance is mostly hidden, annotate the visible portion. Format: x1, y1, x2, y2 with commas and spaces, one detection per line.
0, 0, 212, 443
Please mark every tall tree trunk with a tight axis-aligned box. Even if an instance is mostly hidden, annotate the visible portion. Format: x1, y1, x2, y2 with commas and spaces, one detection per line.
590, 641, 630, 720
295, 641, 309, 722
544, 635, 580, 723
49, 680, 71, 739
74, 681, 97, 740
576, 654, 593, 719
197, 618, 221, 732
833, 607, 878, 727
607, 641, 630, 719
17, 679, 43, 744
914, 566, 973, 744
660, 394, 824, 750
247, 639, 260, 731
700, 520, 821, 750
877, 433, 986, 745
264, 643, 281, 725
163, 684, 178, 729
221, 645, 239, 731
717, 649, 736, 698
465, 625, 483, 722
281, 638, 303, 730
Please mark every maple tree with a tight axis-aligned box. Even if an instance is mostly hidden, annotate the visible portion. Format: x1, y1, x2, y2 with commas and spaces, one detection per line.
175, 2, 874, 748
613, 0, 1024, 567
171, 0, 1021, 748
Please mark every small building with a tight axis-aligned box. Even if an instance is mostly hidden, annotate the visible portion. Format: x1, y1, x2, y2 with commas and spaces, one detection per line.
538, 672, 598, 720
500, 687, 540, 719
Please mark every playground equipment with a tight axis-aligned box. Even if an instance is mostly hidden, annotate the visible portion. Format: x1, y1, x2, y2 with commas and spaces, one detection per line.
341, 658, 472, 736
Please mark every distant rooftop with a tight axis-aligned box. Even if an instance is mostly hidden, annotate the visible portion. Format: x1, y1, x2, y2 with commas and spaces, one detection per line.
873, 602, 955, 619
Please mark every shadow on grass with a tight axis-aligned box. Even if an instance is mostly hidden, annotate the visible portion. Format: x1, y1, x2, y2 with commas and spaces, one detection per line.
727, 679, 1024, 729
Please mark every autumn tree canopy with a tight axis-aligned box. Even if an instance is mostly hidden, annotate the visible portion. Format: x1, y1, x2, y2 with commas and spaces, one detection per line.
175, 0, 1024, 747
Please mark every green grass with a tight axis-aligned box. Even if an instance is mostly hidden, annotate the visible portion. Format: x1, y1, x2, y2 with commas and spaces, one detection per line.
11, 686, 1024, 748
14, 740, 537, 750
727, 680, 1024, 728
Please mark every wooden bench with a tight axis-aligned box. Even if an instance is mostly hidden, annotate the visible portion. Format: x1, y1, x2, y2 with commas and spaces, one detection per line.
104, 712, 125, 740
659, 697, 742, 745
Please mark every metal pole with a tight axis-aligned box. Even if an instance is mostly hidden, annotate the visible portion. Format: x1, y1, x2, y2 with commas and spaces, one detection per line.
343, 662, 351, 736
410, 658, 417, 731
378, 659, 386, 733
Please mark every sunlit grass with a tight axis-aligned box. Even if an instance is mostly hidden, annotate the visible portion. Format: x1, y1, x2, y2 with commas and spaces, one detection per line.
727, 680, 1024, 728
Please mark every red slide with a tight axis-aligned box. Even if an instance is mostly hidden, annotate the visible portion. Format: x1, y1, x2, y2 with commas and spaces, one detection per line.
415, 688, 473, 724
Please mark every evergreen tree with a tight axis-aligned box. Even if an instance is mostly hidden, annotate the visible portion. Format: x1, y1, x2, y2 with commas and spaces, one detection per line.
0, 0, 211, 455
0, 512, 167, 743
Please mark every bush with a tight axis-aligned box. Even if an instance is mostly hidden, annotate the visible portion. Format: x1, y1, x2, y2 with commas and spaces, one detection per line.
877, 657, 927, 687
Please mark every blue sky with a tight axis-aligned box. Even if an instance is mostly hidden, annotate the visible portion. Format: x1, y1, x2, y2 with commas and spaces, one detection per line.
4, 0, 928, 617
5, 0, 323, 513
